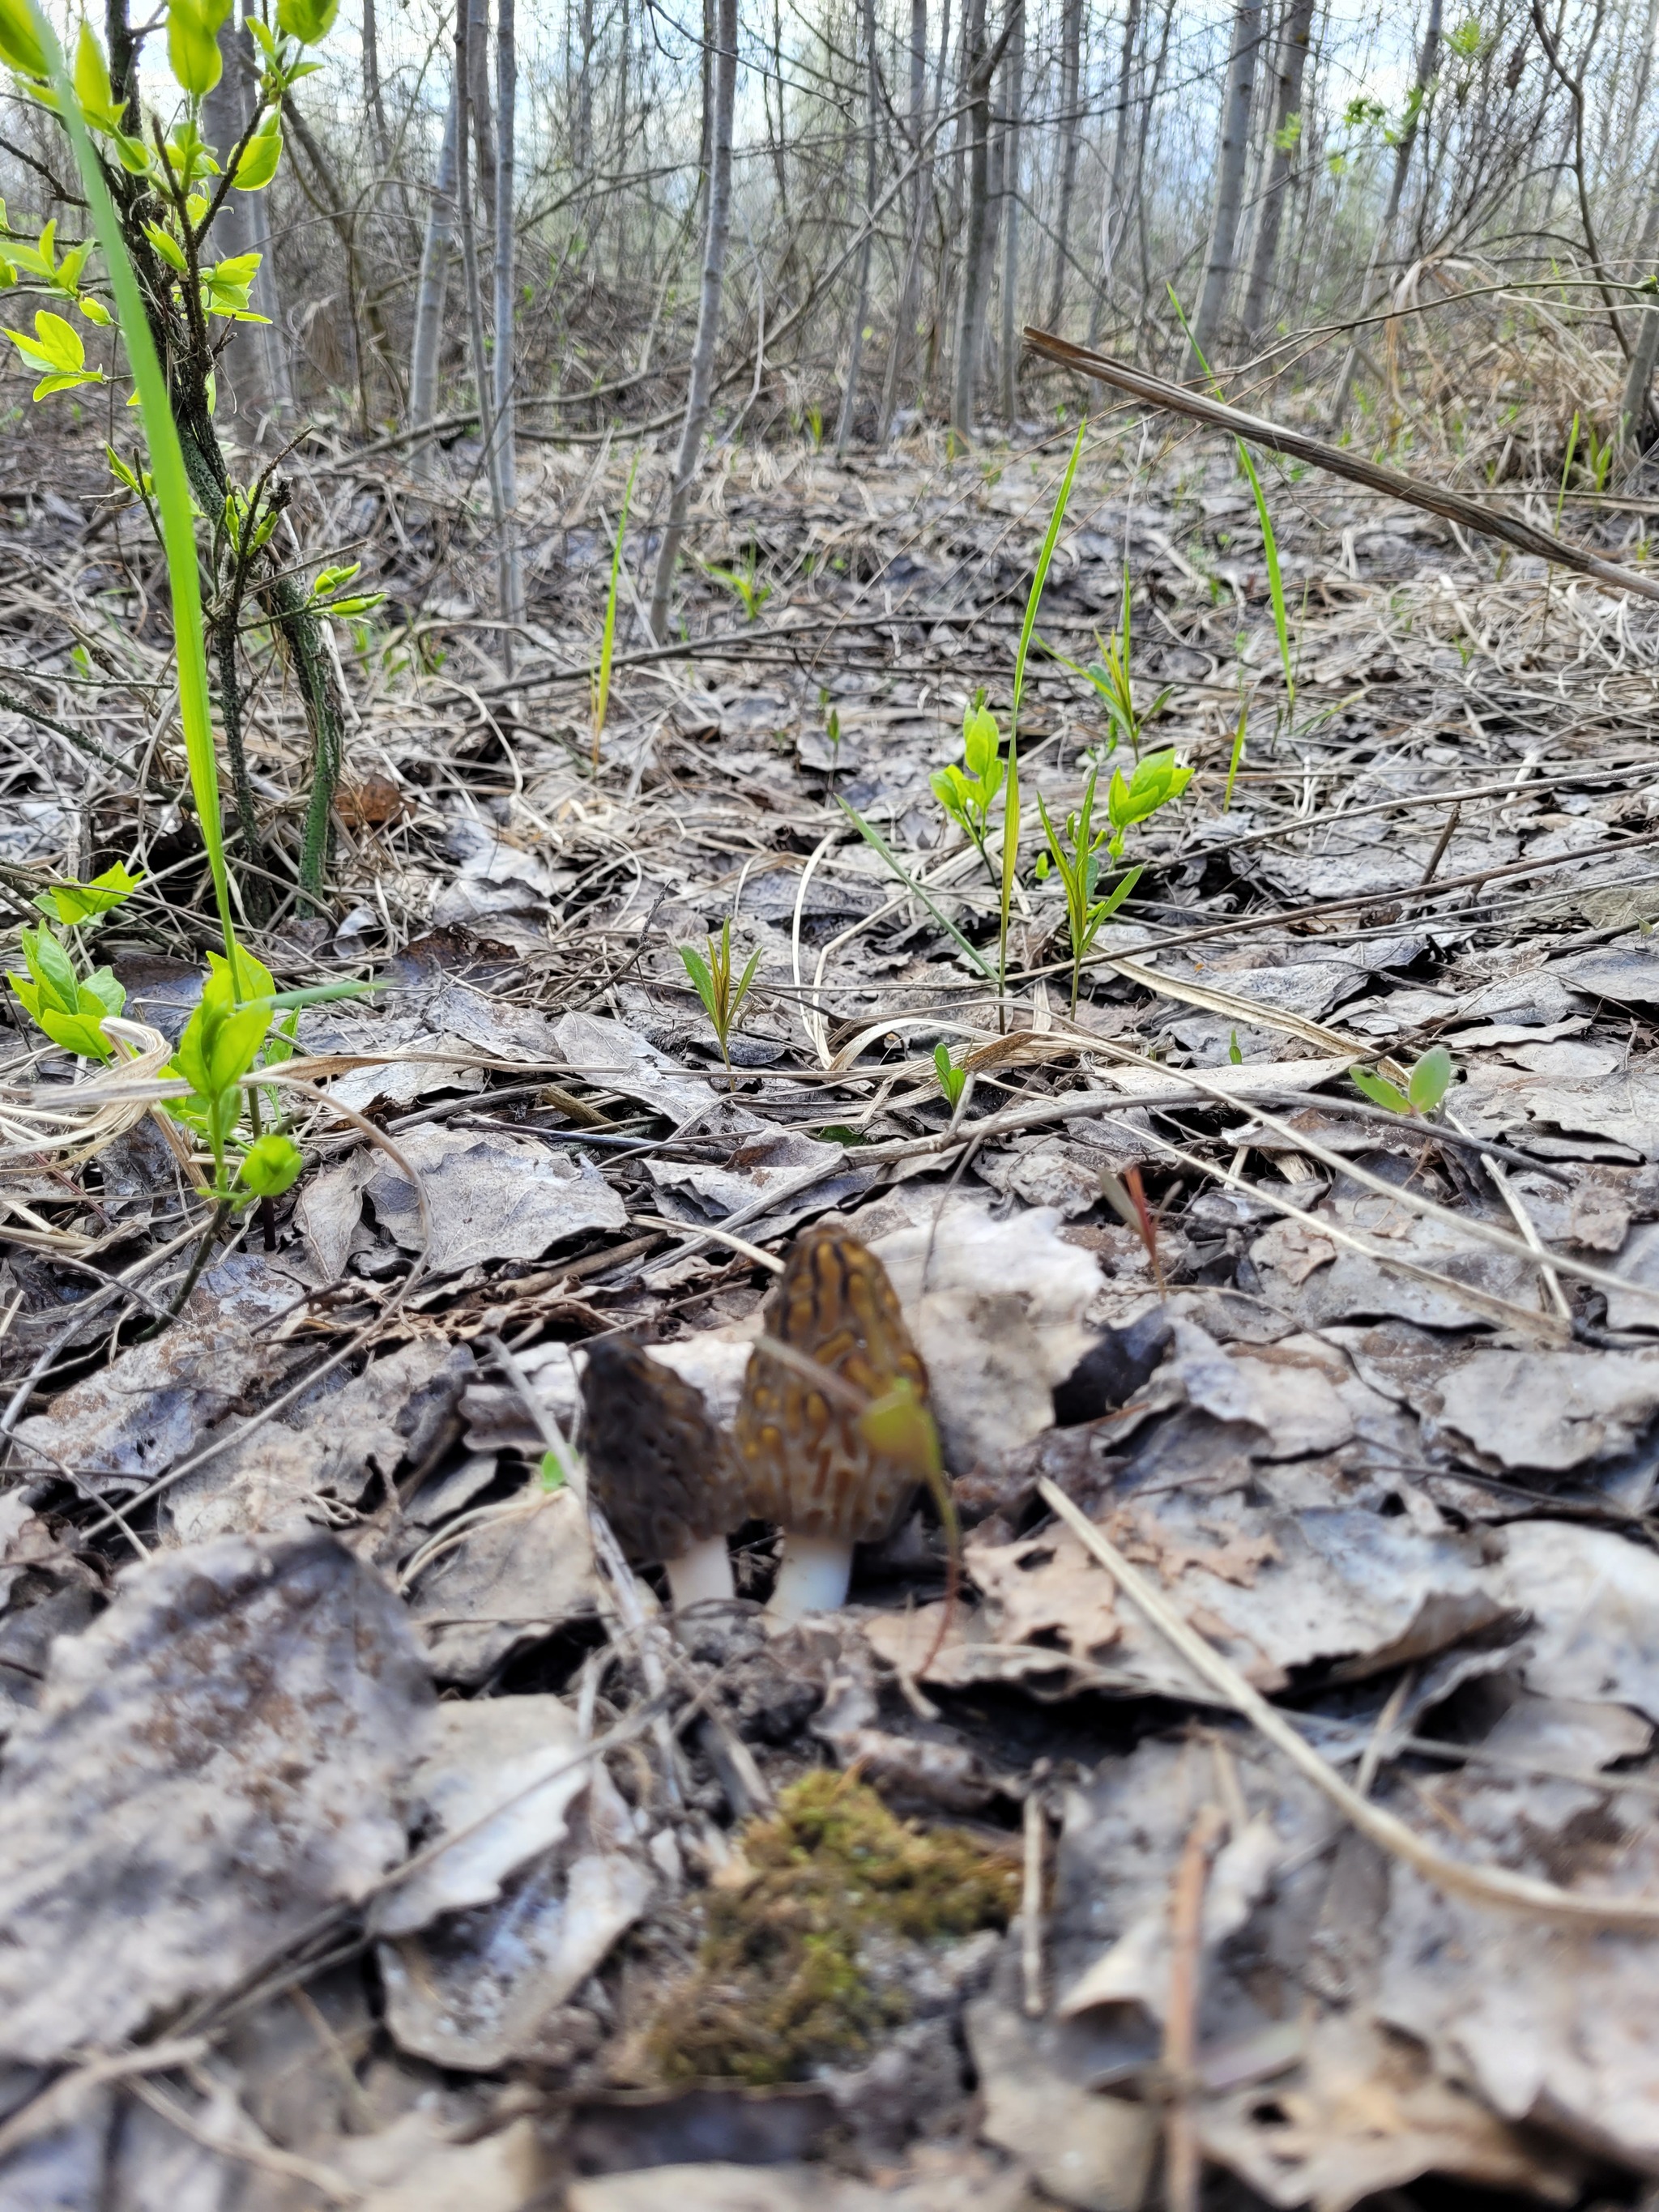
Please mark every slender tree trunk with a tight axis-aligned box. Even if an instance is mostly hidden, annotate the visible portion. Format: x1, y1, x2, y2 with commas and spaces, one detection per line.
409, 85, 461, 480
1089, 0, 1141, 345
1239, 0, 1316, 341
1187, 0, 1264, 373
1326, 0, 1441, 431
493, 0, 522, 629
456, 0, 511, 657
363, 0, 389, 164
1619, 144, 1659, 443
649, 0, 738, 640
578, 0, 595, 174
999, 0, 1024, 424
836, 0, 880, 454
468, 0, 497, 233
878, 0, 932, 439
1046, 0, 1084, 331
953, 0, 992, 433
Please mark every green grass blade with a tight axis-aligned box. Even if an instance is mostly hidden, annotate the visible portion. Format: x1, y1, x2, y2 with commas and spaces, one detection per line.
1012, 421, 1087, 725
595, 450, 638, 749
837, 799, 996, 980
25, 0, 240, 987
1168, 288, 1295, 713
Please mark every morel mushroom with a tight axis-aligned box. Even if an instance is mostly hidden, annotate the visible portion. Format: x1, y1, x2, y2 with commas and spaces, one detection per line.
579, 1335, 746, 1609
734, 1225, 932, 1621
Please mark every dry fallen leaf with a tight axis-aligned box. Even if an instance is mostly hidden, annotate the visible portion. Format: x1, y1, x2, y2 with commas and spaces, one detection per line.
0, 1532, 431, 2064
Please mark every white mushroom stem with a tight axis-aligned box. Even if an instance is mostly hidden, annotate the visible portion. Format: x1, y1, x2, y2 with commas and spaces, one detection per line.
663, 1533, 736, 1610
766, 1532, 855, 1622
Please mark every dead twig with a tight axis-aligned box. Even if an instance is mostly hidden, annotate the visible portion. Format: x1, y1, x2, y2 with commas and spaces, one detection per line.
1020, 329, 1659, 607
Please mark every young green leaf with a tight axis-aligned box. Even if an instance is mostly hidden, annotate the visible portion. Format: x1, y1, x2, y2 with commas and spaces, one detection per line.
932, 1040, 966, 1108
1407, 1045, 1453, 1114
1350, 1067, 1412, 1117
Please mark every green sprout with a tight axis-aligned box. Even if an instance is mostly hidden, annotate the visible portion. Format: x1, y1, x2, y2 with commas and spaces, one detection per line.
930, 690, 1006, 887
679, 918, 763, 1086
593, 450, 639, 766
932, 1041, 966, 1109
1351, 1046, 1454, 1118
1034, 768, 1144, 1012
703, 546, 771, 623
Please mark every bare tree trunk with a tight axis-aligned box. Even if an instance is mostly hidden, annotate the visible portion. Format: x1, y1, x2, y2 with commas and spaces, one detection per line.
1239, 0, 1316, 341
456, 0, 511, 657
493, 0, 522, 630
836, 0, 880, 454
1326, 0, 1441, 432
1620, 143, 1659, 443
649, 0, 738, 641
1000, 0, 1025, 425
578, 0, 595, 175
1089, 0, 1141, 346
468, 0, 497, 234
409, 84, 460, 481
363, 0, 389, 165
953, 0, 992, 433
1187, 0, 1264, 373
878, 0, 932, 439
1046, 0, 1084, 332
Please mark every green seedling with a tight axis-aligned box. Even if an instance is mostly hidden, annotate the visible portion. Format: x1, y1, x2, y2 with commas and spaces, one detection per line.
1228, 1029, 1243, 1064
704, 548, 771, 623
1034, 768, 1144, 1012
593, 451, 639, 765
999, 422, 1087, 1016
930, 691, 1005, 888
1223, 701, 1248, 809
1555, 411, 1580, 531
7, 861, 141, 1059
1350, 1045, 1454, 1118
679, 918, 763, 1085
1048, 569, 1172, 760
932, 1041, 966, 1109
8, 922, 126, 1062
1105, 748, 1193, 859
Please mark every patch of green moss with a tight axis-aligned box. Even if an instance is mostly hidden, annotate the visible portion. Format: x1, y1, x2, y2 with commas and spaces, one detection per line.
648, 1771, 1019, 2086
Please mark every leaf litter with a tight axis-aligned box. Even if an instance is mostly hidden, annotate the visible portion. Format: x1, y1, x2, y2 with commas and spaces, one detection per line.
7, 417, 1659, 2210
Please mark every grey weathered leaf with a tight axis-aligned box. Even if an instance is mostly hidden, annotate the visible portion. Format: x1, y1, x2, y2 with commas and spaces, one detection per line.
364, 1123, 626, 1273
0, 1532, 430, 2065
11, 1255, 301, 1492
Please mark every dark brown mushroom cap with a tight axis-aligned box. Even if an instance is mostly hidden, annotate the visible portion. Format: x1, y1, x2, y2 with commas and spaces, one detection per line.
579, 1336, 748, 1566
733, 1225, 930, 1545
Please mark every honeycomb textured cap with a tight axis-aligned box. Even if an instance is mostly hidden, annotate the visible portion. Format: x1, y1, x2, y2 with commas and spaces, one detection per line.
733, 1224, 930, 1544
579, 1336, 748, 1565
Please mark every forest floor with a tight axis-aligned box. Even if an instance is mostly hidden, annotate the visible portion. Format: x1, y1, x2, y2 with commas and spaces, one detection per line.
3, 403, 1659, 2212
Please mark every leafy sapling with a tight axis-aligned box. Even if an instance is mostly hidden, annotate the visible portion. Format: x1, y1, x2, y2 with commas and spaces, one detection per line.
930, 692, 1005, 887
679, 918, 763, 1086
7, 862, 142, 1061
1034, 769, 1144, 1013
1351, 1046, 1454, 1119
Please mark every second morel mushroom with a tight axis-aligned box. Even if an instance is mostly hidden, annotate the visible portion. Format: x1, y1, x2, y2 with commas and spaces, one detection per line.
579, 1336, 747, 1609
734, 1225, 932, 1622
